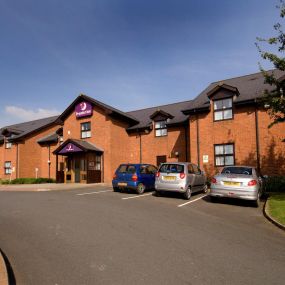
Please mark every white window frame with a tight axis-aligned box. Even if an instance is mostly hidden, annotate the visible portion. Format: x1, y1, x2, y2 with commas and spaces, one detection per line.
213, 98, 233, 121
154, 121, 167, 137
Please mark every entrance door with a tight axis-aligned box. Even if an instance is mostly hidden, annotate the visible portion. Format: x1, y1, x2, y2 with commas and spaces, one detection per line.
74, 158, 81, 183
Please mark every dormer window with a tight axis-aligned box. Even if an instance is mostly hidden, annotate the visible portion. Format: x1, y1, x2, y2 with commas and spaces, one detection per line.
213, 98, 233, 121
155, 121, 167, 137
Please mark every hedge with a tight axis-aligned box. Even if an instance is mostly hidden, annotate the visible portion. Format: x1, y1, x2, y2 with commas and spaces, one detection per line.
264, 176, 285, 193
0, 178, 56, 185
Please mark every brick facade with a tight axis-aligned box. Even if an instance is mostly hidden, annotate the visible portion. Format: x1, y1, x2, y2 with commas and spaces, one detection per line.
1, 70, 284, 183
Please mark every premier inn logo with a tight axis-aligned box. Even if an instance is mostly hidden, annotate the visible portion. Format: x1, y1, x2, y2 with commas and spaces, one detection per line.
75, 101, 93, 118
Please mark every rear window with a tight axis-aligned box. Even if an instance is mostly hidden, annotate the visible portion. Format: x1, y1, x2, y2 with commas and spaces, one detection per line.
159, 164, 184, 174
118, 165, 136, 174
222, 167, 252, 175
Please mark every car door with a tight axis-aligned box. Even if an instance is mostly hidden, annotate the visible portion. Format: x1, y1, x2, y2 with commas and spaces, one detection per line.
147, 165, 157, 189
187, 164, 197, 190
192, 164, 205, 192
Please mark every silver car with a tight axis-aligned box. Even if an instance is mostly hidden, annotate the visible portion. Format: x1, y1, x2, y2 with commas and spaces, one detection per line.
210, 166, 264, 207
155, 162, 208, 200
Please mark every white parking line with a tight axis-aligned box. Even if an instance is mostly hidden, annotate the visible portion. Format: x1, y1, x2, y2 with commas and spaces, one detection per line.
37, 188, 51, 192
77, 190, 112, 196
122, 192, 153, 200
177, 194, 208, 207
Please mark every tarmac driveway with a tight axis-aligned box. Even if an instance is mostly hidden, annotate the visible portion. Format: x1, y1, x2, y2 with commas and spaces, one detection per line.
0, 185, 284, 285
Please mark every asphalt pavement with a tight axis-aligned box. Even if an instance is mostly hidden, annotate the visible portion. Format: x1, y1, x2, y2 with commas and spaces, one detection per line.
0, 186, 284, 285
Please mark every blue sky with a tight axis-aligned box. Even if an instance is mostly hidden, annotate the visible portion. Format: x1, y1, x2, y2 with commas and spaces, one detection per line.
0, 0, 281, 127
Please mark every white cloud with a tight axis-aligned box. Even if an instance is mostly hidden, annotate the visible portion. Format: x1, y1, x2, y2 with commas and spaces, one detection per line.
5, 106, 60, 122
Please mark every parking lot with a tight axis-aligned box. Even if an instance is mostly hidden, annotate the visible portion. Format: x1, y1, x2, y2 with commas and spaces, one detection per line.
0, 185, 284, 285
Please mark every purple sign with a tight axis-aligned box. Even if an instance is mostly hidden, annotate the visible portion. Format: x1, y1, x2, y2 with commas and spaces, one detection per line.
59, 143, 83, 154
75, 101, 93, 118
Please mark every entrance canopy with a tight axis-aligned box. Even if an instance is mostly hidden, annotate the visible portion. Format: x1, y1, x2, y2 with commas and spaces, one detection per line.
53, 139, 104, 156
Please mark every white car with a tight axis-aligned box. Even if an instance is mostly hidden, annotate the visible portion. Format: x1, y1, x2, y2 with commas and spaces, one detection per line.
210, 166, 265, 207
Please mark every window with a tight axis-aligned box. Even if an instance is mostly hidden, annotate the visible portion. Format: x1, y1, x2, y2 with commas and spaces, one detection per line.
221, 166, 252, 175
213, 98, 233, 121
81, 122, 91, 138
214, 144, 235, 167
159, 164, 184, 174
155, 121, 167, 137
95, 155, 101, 170
4, 161, 12, 175
5, 142, 12, 149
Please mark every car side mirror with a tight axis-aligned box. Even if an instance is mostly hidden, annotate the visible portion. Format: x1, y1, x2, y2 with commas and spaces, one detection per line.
263, 175, 269, 179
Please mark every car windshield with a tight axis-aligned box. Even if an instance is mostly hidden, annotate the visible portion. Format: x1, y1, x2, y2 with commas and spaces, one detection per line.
159, 164, 184, 174
118, 165, 136, 174
222, 167, 252, 175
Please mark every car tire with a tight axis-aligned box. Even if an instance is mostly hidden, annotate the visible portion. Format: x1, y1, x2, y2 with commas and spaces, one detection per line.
136, 183, 145, 195
202, 184, 208, 194
113, 187, 119, 192
183, 187, 192, 200
210, 196, 219, 203
154, 190, 161, 197
254, 193, 260, 208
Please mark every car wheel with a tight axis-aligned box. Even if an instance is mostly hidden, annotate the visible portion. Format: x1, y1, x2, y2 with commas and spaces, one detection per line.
136, 183, 145, 195
113, 187, 119, 192
183, 187, 192, 200
210, 196, 219, 203
154, 190, 161, 197
254, 193, 260, 208
202, 184, 208, 194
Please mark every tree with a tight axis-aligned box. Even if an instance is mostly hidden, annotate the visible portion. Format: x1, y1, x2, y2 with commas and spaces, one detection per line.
256, 0, 285, 139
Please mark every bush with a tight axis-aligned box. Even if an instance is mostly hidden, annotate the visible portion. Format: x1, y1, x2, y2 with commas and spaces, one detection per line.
264, 176, 285, 193
1, 178, 56, 185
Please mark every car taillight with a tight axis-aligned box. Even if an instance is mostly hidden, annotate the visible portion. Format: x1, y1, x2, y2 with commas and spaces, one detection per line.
180, 173, 186, 179
248, 180, 257, 186
211, 177, 217, 184
132, 175, 138, 182
113, 174, 117, 180
155, 172, 160, 178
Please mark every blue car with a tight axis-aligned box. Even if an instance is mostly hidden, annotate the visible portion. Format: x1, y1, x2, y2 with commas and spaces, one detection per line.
112, 164, 158, 194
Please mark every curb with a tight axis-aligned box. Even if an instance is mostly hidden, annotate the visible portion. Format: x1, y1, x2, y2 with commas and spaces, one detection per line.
0, 250, 9, 285
263, 198, 285, 232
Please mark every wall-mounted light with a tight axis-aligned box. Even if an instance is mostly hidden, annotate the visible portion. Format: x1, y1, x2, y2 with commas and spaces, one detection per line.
47, 160, 51, 164
145, 129, 149, 134
174, 151, 179, 157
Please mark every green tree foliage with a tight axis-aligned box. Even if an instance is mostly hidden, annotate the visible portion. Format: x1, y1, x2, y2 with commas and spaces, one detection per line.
256, 0, 285, 136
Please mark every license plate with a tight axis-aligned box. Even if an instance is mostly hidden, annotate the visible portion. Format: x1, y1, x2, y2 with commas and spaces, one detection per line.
163, 176, 176, 181
118, 182, 127, 187
223, 181, 240, 186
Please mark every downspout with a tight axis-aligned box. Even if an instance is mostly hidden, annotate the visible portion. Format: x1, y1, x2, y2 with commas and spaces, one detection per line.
184, 123, 189, 162
16, 143, 19, 179
139, 129, 142, 164
196, 114, 200, 167
254, 102, 261, 172
48, 145, 51, 179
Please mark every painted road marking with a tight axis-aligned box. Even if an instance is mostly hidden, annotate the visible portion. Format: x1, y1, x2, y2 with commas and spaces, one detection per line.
122, 192, 153, 200
37, 189, 51, 191
177, 194, 208, 207
77, 190, 112, 196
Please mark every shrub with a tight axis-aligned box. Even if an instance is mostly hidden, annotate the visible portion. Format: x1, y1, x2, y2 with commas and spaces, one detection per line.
2, 178, 56, 185
264, 176, 285, 193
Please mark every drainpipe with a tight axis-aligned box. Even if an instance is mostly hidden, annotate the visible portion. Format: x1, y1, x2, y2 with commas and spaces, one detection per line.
184, 123, 189, 162
254, 102, 261, 172
16, 143, 19, 179
48, 145, 51, 179
139, 131, 142, 164
196, 114, 200, 167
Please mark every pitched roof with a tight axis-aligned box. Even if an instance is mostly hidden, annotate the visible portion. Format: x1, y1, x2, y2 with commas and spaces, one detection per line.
126, 100, 192, 131
37, 132, 59, 144
58, 94, 139, 125
0, 116, 59, 142
53, 138, 104, 154
182, 69, 285, 114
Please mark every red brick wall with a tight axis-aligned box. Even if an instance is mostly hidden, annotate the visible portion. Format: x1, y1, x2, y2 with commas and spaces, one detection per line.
189, 102, 285, 177
60, 104, 188, 182
18, 125, 60, 178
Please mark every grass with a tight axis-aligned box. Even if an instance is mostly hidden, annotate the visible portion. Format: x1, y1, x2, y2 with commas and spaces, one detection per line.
267, 194, 285, 226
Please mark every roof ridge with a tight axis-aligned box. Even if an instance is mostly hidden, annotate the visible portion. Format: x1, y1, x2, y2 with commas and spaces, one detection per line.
211, 68, 276, 84
126, 99, 193, 113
